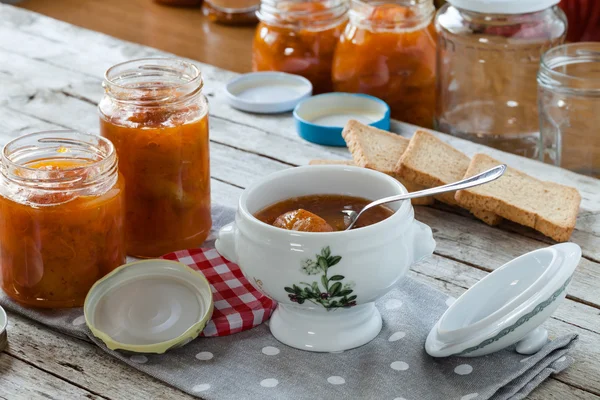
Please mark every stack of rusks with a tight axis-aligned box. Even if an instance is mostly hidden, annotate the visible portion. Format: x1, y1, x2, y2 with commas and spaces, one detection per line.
310, 120, 581, 242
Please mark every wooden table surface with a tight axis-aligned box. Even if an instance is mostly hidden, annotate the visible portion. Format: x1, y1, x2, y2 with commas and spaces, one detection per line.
19, 0, 255, 73
1, 4, 600, 400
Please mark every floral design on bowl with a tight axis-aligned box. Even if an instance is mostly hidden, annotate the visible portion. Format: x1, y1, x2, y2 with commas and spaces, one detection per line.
285, 246, 357, 310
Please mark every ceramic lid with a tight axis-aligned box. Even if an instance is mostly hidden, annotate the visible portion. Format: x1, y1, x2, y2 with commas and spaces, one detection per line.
225, 72, 313, 114
448, 0, 559, 14
0, 305, 7, 351
426, 243, 581, 358
84, 259, 214, 354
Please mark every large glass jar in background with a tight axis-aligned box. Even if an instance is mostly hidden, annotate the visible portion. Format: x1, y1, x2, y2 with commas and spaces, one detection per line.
253, 0, 349, 94
99, 58, 212, 258
538, 42, 600, 178
202, 0, 259, 25
0, 131, 125, 308
332, 0, 437, 128
435, 1, 567, 158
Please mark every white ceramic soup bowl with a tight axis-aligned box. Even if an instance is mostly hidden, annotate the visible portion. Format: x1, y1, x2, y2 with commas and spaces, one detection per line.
216, 165, 436, 352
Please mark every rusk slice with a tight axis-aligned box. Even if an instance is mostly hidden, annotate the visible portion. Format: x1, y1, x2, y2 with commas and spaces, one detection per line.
395, 130, 502, 225
309, 159, 355, 166
455, 154, 581, 242
341, 120, 434, 206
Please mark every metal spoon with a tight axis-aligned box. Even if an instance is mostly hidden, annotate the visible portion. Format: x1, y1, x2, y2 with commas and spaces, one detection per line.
343, 164, 506, 230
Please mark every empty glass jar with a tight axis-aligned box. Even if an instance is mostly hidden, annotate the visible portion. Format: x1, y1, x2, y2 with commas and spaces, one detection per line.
435, 0, 567, 158
538, 42, 600, 178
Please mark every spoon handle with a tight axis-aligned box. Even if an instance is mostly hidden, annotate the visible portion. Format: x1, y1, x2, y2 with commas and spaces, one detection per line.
365, 164, 506, 212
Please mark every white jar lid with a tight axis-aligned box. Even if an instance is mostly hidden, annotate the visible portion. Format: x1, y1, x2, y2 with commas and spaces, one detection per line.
447, 0, 560, 14
84, 259, 214, 353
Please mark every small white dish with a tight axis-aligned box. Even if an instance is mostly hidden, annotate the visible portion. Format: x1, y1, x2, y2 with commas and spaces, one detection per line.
226, 72, 313, 114
84, 259, 214, 354
0, 305, 7, 351
426, 243, 581, 358
216, 165, 436, 352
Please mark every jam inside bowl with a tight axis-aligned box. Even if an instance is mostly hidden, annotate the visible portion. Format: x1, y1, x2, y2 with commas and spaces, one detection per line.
216, 165, 436, 352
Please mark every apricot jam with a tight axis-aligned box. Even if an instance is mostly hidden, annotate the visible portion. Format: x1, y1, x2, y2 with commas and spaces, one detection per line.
0, 132, 125, 308
99, 59, 211, 258
253, 0, 349, 94
332, 0, 436, 128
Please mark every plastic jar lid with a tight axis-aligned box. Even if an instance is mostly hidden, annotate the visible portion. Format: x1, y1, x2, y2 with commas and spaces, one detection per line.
447, 0, 560, 14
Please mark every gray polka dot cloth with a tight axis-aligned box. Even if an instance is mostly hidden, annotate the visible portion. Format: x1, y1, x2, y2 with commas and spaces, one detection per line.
0, 205, 577, 400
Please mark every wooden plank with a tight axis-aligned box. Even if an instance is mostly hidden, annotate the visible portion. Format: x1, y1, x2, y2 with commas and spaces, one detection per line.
529, 382, 600, 400
19, 0, 255, 74
0, 352, 102, 400
4, 313, 195, 400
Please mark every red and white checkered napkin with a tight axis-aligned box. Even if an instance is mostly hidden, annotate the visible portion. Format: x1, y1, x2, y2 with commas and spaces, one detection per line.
161, 248, 276, 337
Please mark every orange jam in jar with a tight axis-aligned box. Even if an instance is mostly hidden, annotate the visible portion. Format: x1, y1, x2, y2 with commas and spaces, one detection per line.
0, 131, 126, 308
99, 59, 211, 258
202, 0, 259, 25
253, 0, 349, 94
332, 0, 436, 128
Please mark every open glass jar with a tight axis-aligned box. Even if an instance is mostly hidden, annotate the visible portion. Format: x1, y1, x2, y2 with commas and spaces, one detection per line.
332, 0, 437, 128
538, 42, 600, 178
253, 0, 349, 94
0, 131, 126, 308
99, 58, 212, 258
435, 0, 567, 157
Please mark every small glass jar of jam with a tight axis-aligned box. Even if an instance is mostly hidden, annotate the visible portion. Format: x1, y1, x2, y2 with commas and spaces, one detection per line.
332, 0, 437, 128
99, 58, 212, 258
253, 0, 349, 94
202, 0, 259, 25
0, 131, 126, 308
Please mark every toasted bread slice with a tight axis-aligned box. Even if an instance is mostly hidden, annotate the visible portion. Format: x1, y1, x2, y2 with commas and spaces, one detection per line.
455, 154, 581, 242
309, 159, 355, 166
395, 130, 502, 225
341, 121, 434, 206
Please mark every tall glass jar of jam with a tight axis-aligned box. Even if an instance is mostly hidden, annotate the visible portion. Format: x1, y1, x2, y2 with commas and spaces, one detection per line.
0, 131, 126, 308
99, 58, 211, 258
202, 0, 259, 25
332, 0, 437, 128
435, 0, 566, 158
253, 0, 349, 94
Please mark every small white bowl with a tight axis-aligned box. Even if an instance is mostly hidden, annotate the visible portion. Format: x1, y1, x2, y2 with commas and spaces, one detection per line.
216, 165, 436, 352
225, 72, 313, 114
426, 243, 581, 357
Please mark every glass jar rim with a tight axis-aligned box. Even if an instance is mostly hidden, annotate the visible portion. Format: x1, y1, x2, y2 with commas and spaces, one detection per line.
1, 130, 118, 193
539, 42, 600, 93
257, 0, 349, 29
103, 58, 204, 105
349, 0, 435, 31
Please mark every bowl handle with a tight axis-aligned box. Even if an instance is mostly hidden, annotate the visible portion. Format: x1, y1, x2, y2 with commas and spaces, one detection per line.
411, 220, 436, 263
215, 222, 238, 264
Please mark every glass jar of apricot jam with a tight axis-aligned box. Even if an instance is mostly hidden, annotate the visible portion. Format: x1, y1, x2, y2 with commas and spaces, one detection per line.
0, 131, 126, 308
332, 0, 437, 128
253, 0, 349, 94
99, 58, 211, 258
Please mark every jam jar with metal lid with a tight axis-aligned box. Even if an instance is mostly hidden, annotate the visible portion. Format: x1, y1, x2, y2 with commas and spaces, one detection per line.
99, 58, 212, 258
253, 0, 349, 94
435, 0, 567, 158
332, 0, 437, 128
202, 0, 260, 25
0, 131, 126, 308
